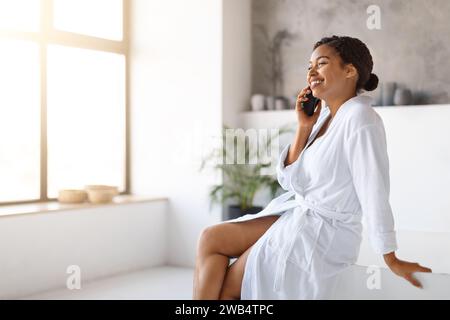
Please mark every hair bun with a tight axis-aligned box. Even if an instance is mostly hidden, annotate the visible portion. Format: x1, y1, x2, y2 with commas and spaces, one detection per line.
364, 73, 379, 91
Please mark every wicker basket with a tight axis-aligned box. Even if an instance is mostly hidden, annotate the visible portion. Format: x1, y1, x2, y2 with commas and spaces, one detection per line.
85, 185, 119, 204
58, 189, 88, 204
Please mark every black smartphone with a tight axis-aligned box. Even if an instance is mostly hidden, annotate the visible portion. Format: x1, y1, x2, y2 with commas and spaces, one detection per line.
301, 89, 321, 116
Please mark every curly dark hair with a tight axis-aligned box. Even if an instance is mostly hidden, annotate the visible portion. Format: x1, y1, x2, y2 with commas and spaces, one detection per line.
313, 35, 378, 92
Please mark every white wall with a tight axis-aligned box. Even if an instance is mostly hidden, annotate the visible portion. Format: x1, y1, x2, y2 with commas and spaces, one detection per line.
0, 200, 168, 299
222, 0, 252, 128
130, 0, 224, 267
220, 0, 253, 216
377, 105, 450, 232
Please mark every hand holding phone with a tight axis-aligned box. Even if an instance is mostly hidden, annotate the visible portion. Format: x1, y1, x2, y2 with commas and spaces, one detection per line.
301, 88, 321, 116
295, 86, 322, 129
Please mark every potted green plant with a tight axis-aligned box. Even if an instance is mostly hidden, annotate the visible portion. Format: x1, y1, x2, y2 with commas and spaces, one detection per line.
201, 126, 292, 220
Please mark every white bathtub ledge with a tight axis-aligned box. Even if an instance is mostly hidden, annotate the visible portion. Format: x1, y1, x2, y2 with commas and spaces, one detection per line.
333, 265, 450, 300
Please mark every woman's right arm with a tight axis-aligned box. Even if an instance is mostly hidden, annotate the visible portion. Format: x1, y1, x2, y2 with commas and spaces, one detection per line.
284, 126, 313, 166
284, 86, 322, 166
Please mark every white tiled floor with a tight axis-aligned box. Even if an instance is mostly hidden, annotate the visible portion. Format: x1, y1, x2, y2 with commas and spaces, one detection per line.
24, 266, 194, 300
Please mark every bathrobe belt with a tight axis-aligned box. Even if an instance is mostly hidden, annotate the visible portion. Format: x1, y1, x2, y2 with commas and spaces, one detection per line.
255, 190, 359, 292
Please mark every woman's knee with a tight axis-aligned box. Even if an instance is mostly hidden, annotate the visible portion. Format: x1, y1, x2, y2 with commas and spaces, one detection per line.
196, 224, 225, 256
197, 216, 279, 258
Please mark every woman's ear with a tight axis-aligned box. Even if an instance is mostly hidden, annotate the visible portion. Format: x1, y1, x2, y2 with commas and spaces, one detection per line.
345, 63, 358, 80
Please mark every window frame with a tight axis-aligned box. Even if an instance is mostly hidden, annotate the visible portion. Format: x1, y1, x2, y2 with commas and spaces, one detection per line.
0, 0, 130, 205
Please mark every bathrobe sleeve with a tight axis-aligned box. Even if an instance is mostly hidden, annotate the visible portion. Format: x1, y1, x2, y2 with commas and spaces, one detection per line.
345, 123, 398, 255
276, 144, 296, 191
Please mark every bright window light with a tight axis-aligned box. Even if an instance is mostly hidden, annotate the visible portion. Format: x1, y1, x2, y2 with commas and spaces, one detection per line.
0, 0, 40, 32
47, 45, 126, 198
53, 0, 123, 40
0, 40, 40, 202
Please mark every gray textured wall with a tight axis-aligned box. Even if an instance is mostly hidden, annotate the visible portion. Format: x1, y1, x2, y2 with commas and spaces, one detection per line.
252, 0, 450, 105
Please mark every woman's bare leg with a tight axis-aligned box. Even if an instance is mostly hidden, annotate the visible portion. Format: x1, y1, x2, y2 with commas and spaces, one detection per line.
193, 215, 279, 300
219, 244, 254, 300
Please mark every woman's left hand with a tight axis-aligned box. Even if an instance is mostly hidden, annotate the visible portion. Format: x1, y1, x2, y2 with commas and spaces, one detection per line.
384, 252, 432, 288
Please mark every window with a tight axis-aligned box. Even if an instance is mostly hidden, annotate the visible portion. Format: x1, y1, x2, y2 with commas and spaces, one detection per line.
0, 0, 129, 205
54, 0, 123, 41
0, 0, 40, 32
0, 40, 41, 203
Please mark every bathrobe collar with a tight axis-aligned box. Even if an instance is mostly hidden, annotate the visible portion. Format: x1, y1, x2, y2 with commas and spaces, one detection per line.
323, 94, 374, 130
302, 94, 374, 162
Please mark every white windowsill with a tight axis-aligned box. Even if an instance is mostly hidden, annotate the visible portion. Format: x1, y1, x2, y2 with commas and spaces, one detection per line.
0, 195, 168, 218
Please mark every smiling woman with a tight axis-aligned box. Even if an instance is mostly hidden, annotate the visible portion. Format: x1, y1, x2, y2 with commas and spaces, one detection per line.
194, 35, 432, 300
310, 36, 379, 96
305, 37, 379, 118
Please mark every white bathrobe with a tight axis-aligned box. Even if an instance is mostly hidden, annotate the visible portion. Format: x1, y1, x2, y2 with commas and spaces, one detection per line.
225, 94, 398, 299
